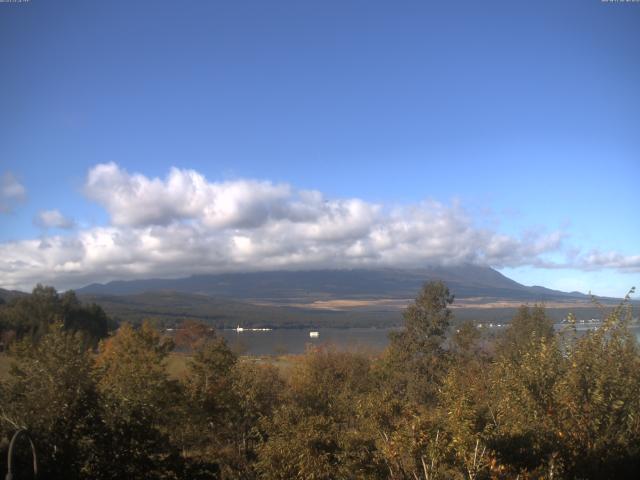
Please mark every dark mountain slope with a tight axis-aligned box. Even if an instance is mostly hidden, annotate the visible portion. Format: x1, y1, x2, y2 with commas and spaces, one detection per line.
0, 288, 28, 303
76, 265, 588, 302
77, 291, 400, 329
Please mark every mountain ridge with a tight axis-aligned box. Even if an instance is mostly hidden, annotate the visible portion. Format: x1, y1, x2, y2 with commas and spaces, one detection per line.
75, 265, 592, 302
6, 267, 630, 329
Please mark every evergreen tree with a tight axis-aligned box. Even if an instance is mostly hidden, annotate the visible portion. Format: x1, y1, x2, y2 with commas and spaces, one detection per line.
384, 280, 454, 405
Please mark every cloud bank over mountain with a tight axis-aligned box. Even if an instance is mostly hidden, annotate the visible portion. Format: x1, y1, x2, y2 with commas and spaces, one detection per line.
0, 163, 637, 291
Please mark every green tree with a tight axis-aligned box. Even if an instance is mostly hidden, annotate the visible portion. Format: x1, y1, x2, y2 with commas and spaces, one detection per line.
0, 323, 106, 479
0, 285, 112, 345
1, 284, 61, 339
384, 280, 454, 405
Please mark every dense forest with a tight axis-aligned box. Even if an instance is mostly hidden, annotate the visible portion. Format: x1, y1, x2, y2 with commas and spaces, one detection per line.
0, 282, 638, 479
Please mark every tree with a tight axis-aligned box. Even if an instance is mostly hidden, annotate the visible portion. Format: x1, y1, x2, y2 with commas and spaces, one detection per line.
256, 347, 384, 479
384, 280, 454, 404
490, 333, 564, 476
450, 321, 483, 360
0, 323, 106, 479
179, 330, 239, 478
232, 361, 284, 474
174, 319, 217, 351
0, 285, 112, 345
94, 322, 183, 479
438, 321, 493, 480
496, 304, 554, 361
552, 293, 640, 478
0, 284, 61, 339
60, 291, 110, 346
485, 295, 640, 479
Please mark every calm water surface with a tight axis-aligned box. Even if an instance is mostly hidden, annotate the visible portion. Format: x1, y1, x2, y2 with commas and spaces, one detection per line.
220, 328, 398, 355
220, 325, 640, 356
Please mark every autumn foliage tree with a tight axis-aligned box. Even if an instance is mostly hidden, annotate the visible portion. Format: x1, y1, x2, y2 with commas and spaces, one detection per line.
94, 322, 183, 479
256, 347, 385, 479
1, 283, 639, 480
0, 323, 106, 479
179, 329, 238, 477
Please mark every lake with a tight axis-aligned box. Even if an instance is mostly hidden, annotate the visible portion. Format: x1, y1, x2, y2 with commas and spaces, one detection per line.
220, 325, 640, 356
220, 327, 398, 355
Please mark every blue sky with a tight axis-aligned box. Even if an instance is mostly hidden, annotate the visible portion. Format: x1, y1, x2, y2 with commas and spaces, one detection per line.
0, 0, 638, 296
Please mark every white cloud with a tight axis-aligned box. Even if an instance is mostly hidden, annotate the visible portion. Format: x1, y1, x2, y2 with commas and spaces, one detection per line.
0, 172, 26, 213
84, 162, 301, 228
579, 250, 640, 273
34, 209, 75, 229
0, 163, 637, 291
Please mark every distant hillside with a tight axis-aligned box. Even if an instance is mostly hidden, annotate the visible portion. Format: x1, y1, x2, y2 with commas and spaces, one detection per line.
77, 291, 401, 329
75, 289, 630, 330
17, 265, 629, 329
0, 288, 28, 303
73, 265, 619, 329
76, 265, 590, 302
